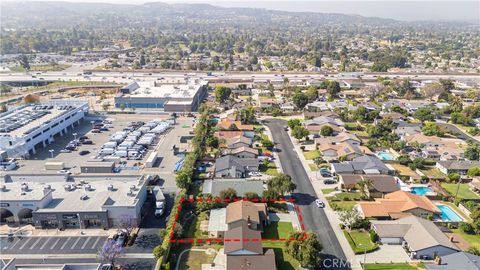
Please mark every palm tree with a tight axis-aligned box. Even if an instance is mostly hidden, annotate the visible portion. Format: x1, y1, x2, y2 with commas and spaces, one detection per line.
356, 178, 374, 199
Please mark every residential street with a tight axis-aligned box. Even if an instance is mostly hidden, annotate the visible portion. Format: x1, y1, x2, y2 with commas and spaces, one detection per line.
263, 118, 350, 270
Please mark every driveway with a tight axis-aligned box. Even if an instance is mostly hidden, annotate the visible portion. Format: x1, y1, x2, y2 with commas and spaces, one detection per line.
354, 245, 411, 264
263, 118, 349, 269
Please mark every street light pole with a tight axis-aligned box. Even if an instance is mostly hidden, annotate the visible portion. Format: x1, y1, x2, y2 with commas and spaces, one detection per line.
73, 133, 77, 140
49, 149, 54, 159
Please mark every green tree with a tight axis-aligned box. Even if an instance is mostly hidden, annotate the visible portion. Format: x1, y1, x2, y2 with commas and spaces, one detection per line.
356, 178, 374, 199
243, 192, 260, 200
285, 232, 323, 269
237, 106, 256, 124
413, 107, 435, 123
326, 80, 340, 97
287, 119, 302, 129
320, 125, 334, 137
292, 125, 309, 140
214, 86, 232, 103
140, 54, 146, 66
18, 54, 30, 71
467, 167, 480, 177
422, 122, 444, 137
306, 86, 318, 101
219, 188, 237, 199
439, 79, 455, 91
293, 92, 309, 109
176, 170, 191, 189
465, 142, 480, 161
449, 96, 463, 112
267, 173, 296, 197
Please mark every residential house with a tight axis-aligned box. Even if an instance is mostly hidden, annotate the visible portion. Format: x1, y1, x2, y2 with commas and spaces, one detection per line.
318, 142, 372, 161
225, 135, 253, 149
215, 155, 259, 178
339, 174, 400, 198
217, 119, 254, 131
215, 131, 255, 140
404, 134, 465, 161
225, 230, 277, 270
225, 146, 259, 158
436, 160, 480, 175
303, 110, 339, 120
356, 190, 441, 219
315, 132, 361, 146
258, 97, 277, 108
305, 101, 329, 112
425, 252, 480, 270
342, 79, 366, 89
331, 155, 394, 175
202, 179, 264, 198
371, 215, 460, 259
304, 116, 345, 134
395, 123, 422, 139
375, 112, 408, 125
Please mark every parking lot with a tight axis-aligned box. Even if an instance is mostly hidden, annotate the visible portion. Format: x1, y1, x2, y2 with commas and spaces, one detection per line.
12, 114, 192, 178
0, 235, 107, 255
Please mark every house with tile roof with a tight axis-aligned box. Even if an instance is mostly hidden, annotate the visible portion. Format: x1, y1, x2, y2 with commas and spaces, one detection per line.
371, 215, 460, 259
356, 190, 441, 219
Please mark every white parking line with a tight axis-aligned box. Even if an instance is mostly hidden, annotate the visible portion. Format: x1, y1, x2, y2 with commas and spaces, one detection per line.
91, 237, 101, 249
60, 237, 71, 250
81, 237, 91, 249
29, 238, 42, 250
39, 238, 51, 249
70, 237, 81, 249
50, 238, 60, 250
18, 238, 32, 250
9, 239, 21, 250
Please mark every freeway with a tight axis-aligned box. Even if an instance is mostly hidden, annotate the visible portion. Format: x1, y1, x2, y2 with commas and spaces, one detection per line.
263, 118, 350, 270
1, 70, 479, 85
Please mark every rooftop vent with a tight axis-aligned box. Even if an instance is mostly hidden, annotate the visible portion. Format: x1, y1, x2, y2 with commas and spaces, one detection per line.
130, 185, 136, 191
0, 185, 6, 191
21, 183, 28, 192
107, 184, 114, 191
80, 194, 89, 200
43, 184, 51, 191
84, 184, 92, 191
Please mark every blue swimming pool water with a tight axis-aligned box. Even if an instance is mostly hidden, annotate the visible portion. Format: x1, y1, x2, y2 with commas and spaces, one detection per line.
410, 187, 433, 196
436, 204, 463, 222
377, 151, 395, 161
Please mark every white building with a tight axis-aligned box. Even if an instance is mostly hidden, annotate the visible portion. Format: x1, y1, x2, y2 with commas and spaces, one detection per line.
0, 100, 88, 158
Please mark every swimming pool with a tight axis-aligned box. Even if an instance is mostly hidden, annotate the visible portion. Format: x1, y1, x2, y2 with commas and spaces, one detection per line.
410, 187, 433, 196
377, 151, 395, 161
436, 204, 463, 222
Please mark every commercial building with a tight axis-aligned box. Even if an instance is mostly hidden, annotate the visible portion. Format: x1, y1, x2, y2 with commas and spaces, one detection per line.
114, 78, 208, 112
0, 100, 89, 159
0, 176, 148, 229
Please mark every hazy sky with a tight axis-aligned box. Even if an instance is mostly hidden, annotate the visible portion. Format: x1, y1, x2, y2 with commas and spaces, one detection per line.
5, 0, 480, 22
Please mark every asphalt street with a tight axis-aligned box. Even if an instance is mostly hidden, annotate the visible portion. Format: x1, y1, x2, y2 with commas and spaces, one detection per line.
264, 118, 350, 270
436, 122, 480, 143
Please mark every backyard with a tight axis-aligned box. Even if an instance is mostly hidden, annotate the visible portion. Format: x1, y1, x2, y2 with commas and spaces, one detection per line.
420, 167, 446, 179
262, 242, 302, 270
177, 249, 216, 270
441, 183, 480, 200
343, 230, 378, 254
452, 228, 480, 249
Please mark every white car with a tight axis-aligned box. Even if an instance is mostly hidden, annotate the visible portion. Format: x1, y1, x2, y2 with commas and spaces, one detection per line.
315, 199, 325, 208
57, 170, 71, 175
248, 172, 262, 177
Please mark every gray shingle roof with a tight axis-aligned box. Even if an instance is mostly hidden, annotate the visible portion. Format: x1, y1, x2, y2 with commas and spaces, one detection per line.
215, 155, 259, 173
425, 252, 480, 270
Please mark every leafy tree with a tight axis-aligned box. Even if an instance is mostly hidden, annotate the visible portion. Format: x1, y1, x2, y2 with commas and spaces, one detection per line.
467, 247, 480, 256
465, 142, 480, 161
447, 172, 460, 183
285, 232, 322, 269
439, 79, 455, 91
409, 157, 426, 170
18, 54, 30, 71
320, 125, 334, 137
175, 171, 191, 189
450, 112, 474, 126
471, 207, 480, 234
338, 208, 363, 231
326, 80, 340, 97
140, 54, 146, 66
421, 83, 444, 99
219, 188, 237, 199
287, 119, 302, 129
261, 137, 274, 149
267, 173, 296, 197
306, 86, 318, 101
243, 192, 260, 200
413, 107, 435, 123
422, 122, 444, 137
467, 167, 480, 177
397, 154, 412, 166
214, 86, 232, 103
356, 178, 373, 199
449, 96, 463, 112
293, 92, 309, 109
98, 240, 123, 266
459, 222, 474, 234
237, 106, 256, 124
292, 125, 309, 140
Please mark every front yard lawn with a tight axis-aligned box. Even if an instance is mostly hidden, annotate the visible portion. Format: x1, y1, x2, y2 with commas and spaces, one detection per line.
343, 230, 378, 254
364, 263, 425, 270
264, 162, 280, 176
263, 221, 294, 239
308, 163, 318, 171
303, 150, 321, 160
322, 188, 336, 195
441, 183, 480, 200
452, 228, 480, 249
328, 200, 357, 211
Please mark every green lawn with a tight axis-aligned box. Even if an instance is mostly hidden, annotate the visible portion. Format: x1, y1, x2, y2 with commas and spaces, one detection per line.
308, 163, 318, 171
264, 162, 280, 176
263, 222, 294, 239
441, 183, 480, 200
262, 242, 302, 270
328, 200, 357, 211
364, 263, 425, 270
334, 192, 363, 200
452, 228, 480, 249
177, 249, 216, 270
322, 188, 336, 195
343, 230, 378, 254
10, 63, 71, 72
303, 150, 321, 160
420, 167, 446, 179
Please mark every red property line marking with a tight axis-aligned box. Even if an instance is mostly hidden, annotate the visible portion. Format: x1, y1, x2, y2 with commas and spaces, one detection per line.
169, 197, 304, 242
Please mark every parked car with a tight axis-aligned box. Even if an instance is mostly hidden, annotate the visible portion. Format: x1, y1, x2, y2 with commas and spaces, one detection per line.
82, 140, 93, 145
115, 232, 128, 246
323, 178, 337, 185
248, 172, 262, 177
79, 150, 90, 156
57, 170, 71, 175
91, 129, 101, 133
315, 199, 325, 208
60, 149, 71, 153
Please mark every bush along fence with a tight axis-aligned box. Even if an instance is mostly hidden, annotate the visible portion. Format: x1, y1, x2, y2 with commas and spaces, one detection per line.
152, 106, 213, 270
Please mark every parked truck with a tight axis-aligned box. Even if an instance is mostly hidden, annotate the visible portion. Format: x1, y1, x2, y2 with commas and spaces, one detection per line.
153, 186, 166, 217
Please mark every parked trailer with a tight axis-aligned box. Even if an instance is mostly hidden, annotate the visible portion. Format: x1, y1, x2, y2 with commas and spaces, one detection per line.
145, 152, 158, 168
99, 148, 115, 155
114, 150, 128, 158
45, 161, 65, 170
103, 141, 118, 149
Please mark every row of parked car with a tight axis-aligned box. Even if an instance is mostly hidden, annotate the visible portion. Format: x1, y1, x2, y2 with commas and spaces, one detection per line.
61, 135, 93, 153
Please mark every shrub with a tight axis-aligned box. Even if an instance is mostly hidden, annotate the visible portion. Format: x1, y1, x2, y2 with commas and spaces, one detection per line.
153, 245, 165, 259
369, 230, 379, 242
459, 222, 475, 234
